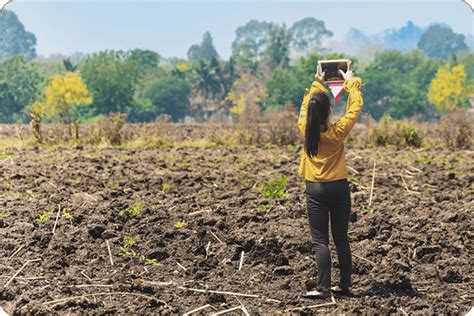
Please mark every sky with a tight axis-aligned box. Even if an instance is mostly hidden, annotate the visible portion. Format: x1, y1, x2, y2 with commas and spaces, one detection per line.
8, 0, 474, 59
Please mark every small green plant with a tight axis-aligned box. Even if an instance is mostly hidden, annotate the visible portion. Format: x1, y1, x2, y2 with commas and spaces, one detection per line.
62, 207, 73, 220
162, 183, 170, 192
174, 221, 186, 229
260, 175, 287, 199
177, 162, 191, 169
119, 202, 143, 217
360, 204, 373, 214
36, 209, 54, 223
140, 255, 159, 265
0, 151, 15, 159
118, 235, 137, 257
258, 204, 269, 212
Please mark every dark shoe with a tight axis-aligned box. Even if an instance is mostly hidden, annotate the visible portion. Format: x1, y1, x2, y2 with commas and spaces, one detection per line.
300, 289, 331, 299
331, 286, 351, 296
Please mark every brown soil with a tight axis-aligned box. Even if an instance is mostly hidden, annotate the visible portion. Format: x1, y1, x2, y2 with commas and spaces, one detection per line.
0, 145, 472, 314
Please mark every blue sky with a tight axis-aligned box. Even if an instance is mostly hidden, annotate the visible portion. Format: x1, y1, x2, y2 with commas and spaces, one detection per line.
9, 0, 474, 59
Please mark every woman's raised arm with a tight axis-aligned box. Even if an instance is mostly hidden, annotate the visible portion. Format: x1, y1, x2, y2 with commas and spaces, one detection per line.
298, 65, 328, 137
333, 71, 363, 141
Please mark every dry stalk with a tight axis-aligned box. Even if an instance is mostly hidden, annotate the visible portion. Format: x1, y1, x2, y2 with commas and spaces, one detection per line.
368, 160, 376, 206
73, 284, 114, 288
106, 240, 114, 266
347, 166, 360, 174
353, 253, 376, 266
81, 271, 92, 281
8, 245, 25, 260
205, 241, 211, 258
177, 262, 187, 272
178, 286, 259, 298
4, 258, 41, 287
52, 204, 61, 235
239, 251, 245, 271
285, 296, 337, 312
188, 208, 212, 216
183, 304, 213, 315
212, 306, 243, 315
42, 292, 169, 308
209, 231, 224, 244
401, 175, 421, 195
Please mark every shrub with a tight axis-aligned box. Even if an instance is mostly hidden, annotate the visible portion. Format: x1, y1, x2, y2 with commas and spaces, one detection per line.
369, 115, 390, 146
265, 102, 299, 146
232, 101, 265, 145
398, 123, 422, 148
438, 109, 473, 148
102, 113, 127, 146
369, 116, 423, 148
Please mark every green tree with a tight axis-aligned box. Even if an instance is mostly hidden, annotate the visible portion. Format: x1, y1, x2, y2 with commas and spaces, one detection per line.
80, 50, 140, 116
143, 77, 191, 121
418, 25, 468, 60
264, 24, 292, 70
290, 17, 333, 51
230, 44, 259, 74
0, 10, 37, 61
129, 49, 160, 72
231, 20, 272, 55
362, 50, 442, 119
265, 69, 299, 109
0, 56, 43, 123
459, 53, 474, 84
187, 32, 219, 62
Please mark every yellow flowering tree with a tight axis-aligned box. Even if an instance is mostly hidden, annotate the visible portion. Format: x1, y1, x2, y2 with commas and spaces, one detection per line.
225, 73, 266, 118
428, 64, 469, 113
43, 72, 93, 137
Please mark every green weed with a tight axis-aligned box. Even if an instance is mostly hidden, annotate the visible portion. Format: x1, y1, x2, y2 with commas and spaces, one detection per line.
62, 207, 73, 220
36, 209, 54, 223
0, 151, 15, 159
118, 235, 137, 257
174, 221, 186, 229
259, 175, 287, 199
359, 204, 374, 214
140, 255, 159, 265
119, 203, 143, 217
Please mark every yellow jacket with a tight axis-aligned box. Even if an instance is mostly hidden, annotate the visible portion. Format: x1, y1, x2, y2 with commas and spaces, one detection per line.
298, 77, 363, 182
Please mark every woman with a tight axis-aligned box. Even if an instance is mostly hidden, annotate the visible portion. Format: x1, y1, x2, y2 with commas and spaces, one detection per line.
298, 63, 363, 299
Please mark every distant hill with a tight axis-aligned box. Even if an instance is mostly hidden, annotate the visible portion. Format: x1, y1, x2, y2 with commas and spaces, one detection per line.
327, 21, 472, 64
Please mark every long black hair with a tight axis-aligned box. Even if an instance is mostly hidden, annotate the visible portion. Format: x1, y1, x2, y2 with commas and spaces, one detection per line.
304, 92, 331, 158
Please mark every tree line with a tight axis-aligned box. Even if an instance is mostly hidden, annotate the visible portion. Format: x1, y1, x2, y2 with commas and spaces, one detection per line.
0, 10, 472, 126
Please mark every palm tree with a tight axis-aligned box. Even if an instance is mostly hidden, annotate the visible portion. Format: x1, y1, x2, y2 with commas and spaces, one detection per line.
63, 58, 77, 72
194, 60, 222, 100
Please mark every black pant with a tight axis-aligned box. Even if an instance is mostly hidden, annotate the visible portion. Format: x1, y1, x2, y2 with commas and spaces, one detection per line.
305, 179, 352, 290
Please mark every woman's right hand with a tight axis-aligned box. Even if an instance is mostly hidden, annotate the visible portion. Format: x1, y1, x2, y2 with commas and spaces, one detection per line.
339, 68, 355, 81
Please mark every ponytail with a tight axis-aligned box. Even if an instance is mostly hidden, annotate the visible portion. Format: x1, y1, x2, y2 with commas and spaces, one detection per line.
304, 92, 330, 158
